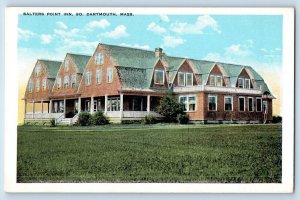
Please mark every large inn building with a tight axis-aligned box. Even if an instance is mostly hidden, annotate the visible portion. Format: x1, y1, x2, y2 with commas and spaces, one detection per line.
23, 43, 274, 124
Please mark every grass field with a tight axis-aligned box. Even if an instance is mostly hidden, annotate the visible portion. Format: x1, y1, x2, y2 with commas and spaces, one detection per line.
17, 124, 282, 183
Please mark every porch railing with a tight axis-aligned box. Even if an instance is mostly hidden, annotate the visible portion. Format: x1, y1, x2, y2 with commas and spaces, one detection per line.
25, 113, 64, 119
106, 111, 161, 118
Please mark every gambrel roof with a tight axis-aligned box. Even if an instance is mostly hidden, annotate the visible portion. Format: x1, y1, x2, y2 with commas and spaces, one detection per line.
67, 53, 91, 73
100, 43, 272, 95
39, 60, 62, 78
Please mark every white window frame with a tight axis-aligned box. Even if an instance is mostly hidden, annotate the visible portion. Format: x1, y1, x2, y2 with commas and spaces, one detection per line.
178, 72, 185, 86
65, 59, 69, 72
216, 75, 222, 87
71, 74, 76, 88
57, 77, 61, 89
42, 78, 47, 91
248, 97, 254, 112
29, 79, 33, 93
224, 96, 233, 111
179, 95, 196, 112
209, 75, 216, 86
107, 68, 113, 83
186, 73, 193, 86
35, 64, 41, 76
154, 69, 164, 85
238, 78, 245, 88
95, 52, 104, 65
208, 94, 217, 111
86, 71, 91, 85
36, 79, 40, 92
96, 69, 102, 84
238, 96, 246, 112
245, 78, 251, 89
256, 97, 262, 112
64, 75, 69, 88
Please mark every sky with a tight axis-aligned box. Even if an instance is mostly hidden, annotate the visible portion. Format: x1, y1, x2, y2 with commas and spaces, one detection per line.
17, 14, 283, 123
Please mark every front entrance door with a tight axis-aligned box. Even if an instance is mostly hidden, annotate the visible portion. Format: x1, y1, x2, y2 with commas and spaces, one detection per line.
263, 100, 268, 114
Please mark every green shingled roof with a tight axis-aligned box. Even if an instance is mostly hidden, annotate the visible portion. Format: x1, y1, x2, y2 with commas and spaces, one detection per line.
100, 43, 272, 95
68, 53, 91, 73
39, 60, 62, 78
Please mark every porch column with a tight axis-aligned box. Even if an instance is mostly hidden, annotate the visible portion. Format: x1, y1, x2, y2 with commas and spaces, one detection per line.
32, 101, 35, 118
24, 99, 27, 115
49, 100, 53, 114
78, 97, 81, 113
41, 100, 44, 114
64, 98, 66, 115
120, 94, 123, 119
104, 95, 108, 114
141, 97, 144, 111
91, 97, 94, 113
147, 95, 151, 114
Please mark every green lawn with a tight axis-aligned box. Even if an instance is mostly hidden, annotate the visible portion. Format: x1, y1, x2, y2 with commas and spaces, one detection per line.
17, 124, 282, 183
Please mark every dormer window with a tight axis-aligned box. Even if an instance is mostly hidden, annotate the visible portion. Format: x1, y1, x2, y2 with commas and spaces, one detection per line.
178, 72, 185, 86
238, 78, 251, 88
71, 74, 76, 88
186, 73, 193, 86
57, 77, 62, 89
154, 70, 164, 85
86, 71, 91, 85
65, 60, 69, 72
95, 52, 104, 65
209, 75, 222, 87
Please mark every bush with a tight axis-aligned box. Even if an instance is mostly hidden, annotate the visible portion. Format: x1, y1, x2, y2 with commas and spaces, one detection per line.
272, 116, 282, 123
157, 94, 185, 122
177, 114, 189, 124
78, 112, 92, 126
91, 111, 109, 125
143, 114, 157, 124
50, 118, 56, 127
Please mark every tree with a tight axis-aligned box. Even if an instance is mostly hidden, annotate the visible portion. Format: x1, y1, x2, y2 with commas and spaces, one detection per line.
157, 94, 185, 122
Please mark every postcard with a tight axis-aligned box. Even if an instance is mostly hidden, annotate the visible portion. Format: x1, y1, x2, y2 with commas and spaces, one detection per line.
4, 7, 294, 193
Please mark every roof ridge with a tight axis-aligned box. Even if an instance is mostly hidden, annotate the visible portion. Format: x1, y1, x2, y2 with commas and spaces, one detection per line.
67, 53, 91, 57
39, 59, 63, 63
101, 43, 154, 53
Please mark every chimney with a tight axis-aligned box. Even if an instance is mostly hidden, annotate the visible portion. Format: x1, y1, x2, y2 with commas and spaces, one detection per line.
155, 48, 163, 58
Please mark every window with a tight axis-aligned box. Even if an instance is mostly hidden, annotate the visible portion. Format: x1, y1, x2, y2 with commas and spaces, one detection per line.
86, 71, 91, 85
57, 77, 61, 89
209, 75, 216, 85
42, 78, 47, 91
224, 96, 233, 111
35, 64, 41, 76
179, 95, 196, 112
216, 76, 222, 87
154, 70, 164, 84
107, 97, 120, 111
178, 72, 185, 86
36, 79, 40, 92
238, 78, 244, 88
248, 97, 254, 112
245, 79, 251, 89
107, 68, 113, 83
256, 98, 262, 112
71, 74, 76, 88
95, 52, 104, 65
239, 97, 245, 111
186, 73, 193, 86
29, 79, 33, 93
59, 101, 64, 113
64, 75, 69, 88
208, 95, 217, 111
96, 69, 102, 84
65, 59, 69, 72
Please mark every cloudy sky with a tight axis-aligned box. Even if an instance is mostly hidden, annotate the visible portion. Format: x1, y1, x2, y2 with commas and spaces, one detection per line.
17, 14, 283, 119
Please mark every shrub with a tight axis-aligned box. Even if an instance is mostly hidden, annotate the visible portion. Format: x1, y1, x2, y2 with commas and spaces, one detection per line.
157, 94, 185, 122
272, 116, 282, 124
177, 114, 189, 124
91, 111, 109, 125
50, 118, 56, 127
143, 114, 157, 124
78, 112, 92, 126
